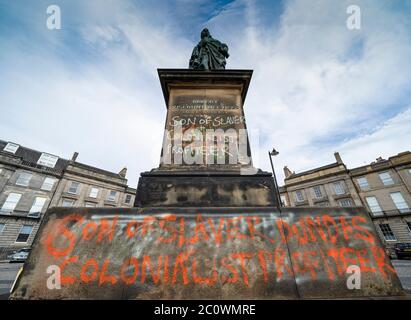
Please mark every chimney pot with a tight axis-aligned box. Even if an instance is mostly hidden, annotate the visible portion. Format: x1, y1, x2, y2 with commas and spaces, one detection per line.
71, 152, 79, 162
334, 152, 343, 164
283, 166, 292, 178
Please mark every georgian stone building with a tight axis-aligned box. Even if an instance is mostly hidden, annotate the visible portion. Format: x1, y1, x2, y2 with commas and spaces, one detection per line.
0, 139, 136, 260
280, 152, 362, 208
50, 155, 135, 209
279, 151, 411, 256
0, 141, 67, 259
349, 152, 411, 253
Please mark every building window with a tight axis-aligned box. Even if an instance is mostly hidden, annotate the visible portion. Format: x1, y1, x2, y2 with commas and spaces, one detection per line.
333, 181, 345, 195
3, 142, 19, 154
15, 225, 33, 243
124, 194, 132, 204
16, 171, 32, 187
379, 172, 394, 186
379, 224, 396, 241
107, 191, 117, 202
390, 192, 410, 213
0, 223, 5, 233
68, 181, 80, 194
365, 196, 383, 216
62, 199, 75, 207
1, 193, 22, 213
37, 153, 59, 168
28, 197, 47, 217
85, 202, 96, 208
313, 186, 323, 199
295, 190, 304, 202
357, 177, 369, 190
89, 187, 99, 198
407, 221, 411, 235
339, 198, 353, 207
41, 177, 56, 191
317, 202, 329, 207
280, 195, 287, 207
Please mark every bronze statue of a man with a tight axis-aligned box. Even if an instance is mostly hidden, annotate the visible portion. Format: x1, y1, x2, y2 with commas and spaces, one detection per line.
189, 28, 229, 70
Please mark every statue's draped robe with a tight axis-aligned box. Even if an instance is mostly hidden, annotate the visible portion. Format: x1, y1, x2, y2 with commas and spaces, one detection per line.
189, 36, 229, 70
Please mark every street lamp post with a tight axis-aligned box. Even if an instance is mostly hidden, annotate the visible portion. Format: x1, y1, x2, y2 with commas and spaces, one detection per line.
268, 148, 282, 211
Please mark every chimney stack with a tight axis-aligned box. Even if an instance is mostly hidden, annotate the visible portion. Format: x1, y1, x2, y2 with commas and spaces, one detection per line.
71, 152, 79, 162
334, 152, 343, 164
283, 166, 292, 178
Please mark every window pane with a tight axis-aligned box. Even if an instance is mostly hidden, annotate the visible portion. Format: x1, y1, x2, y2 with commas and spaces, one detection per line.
357, 177, 369, 190
366, 196, 383, 215
0, 223, 5, 233
313, 186, 322, 198
339, 199, 353, 207
379, 224, 396, 241
37, 153, 59, 168
89, 187, 99, 198
1, 193, 22, 213
390, 192, 409, 213
334, 182, 345, 195
107, 191, 117, 201
41, 177, 56, 191
379, 172, 394, 186
125, 194, 132, 204
29, 197, 46, 214
3, 142, 19, 154
16, 225, 33, 243
62, 199, 75, 207
85, 202, 96, 207
68, 182, 80, 194
16, 172, 32, 186
317, 202, 329, 207
295, 191, 304, 202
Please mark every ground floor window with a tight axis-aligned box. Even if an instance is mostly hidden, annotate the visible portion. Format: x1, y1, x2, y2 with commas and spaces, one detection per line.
339, 198, 353, 207
62, 199, 75, 207
317, 201, 329, 207
15, 225, 33, 243
379, 223, 396, 241
85, 202, 96, 207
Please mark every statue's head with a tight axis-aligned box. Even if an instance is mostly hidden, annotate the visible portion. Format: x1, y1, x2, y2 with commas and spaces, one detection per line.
200, 28, 210, 39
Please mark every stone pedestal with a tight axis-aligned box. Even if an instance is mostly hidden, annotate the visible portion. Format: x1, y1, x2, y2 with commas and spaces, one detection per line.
134, 69, 279, 208
10, 70, 405, 300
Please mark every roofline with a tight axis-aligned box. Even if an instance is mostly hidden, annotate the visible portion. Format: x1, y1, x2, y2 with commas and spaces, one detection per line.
284, 162, 344, 180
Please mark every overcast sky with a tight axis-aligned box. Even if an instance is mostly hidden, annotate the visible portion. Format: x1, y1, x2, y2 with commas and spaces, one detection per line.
1, 0, 411, 187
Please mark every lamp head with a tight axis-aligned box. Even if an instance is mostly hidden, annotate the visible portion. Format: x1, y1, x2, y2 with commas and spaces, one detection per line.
269, 148, 279, 156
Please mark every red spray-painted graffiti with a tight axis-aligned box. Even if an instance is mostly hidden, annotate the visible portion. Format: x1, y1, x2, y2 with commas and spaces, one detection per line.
42, 213, 396, 288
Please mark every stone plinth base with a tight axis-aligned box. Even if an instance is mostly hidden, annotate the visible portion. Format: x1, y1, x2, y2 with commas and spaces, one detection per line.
10, 207, 405, 300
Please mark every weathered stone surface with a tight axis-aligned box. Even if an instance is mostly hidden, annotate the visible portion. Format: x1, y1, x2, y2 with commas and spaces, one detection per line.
135, 69, 280, 207
10, 207, 405, 300
157, 69, 253, 170
135, 173, 278, 207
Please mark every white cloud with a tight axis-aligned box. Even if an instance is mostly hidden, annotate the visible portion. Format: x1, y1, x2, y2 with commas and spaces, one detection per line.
337, 106, 411, 167
1, 0, 410, 189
